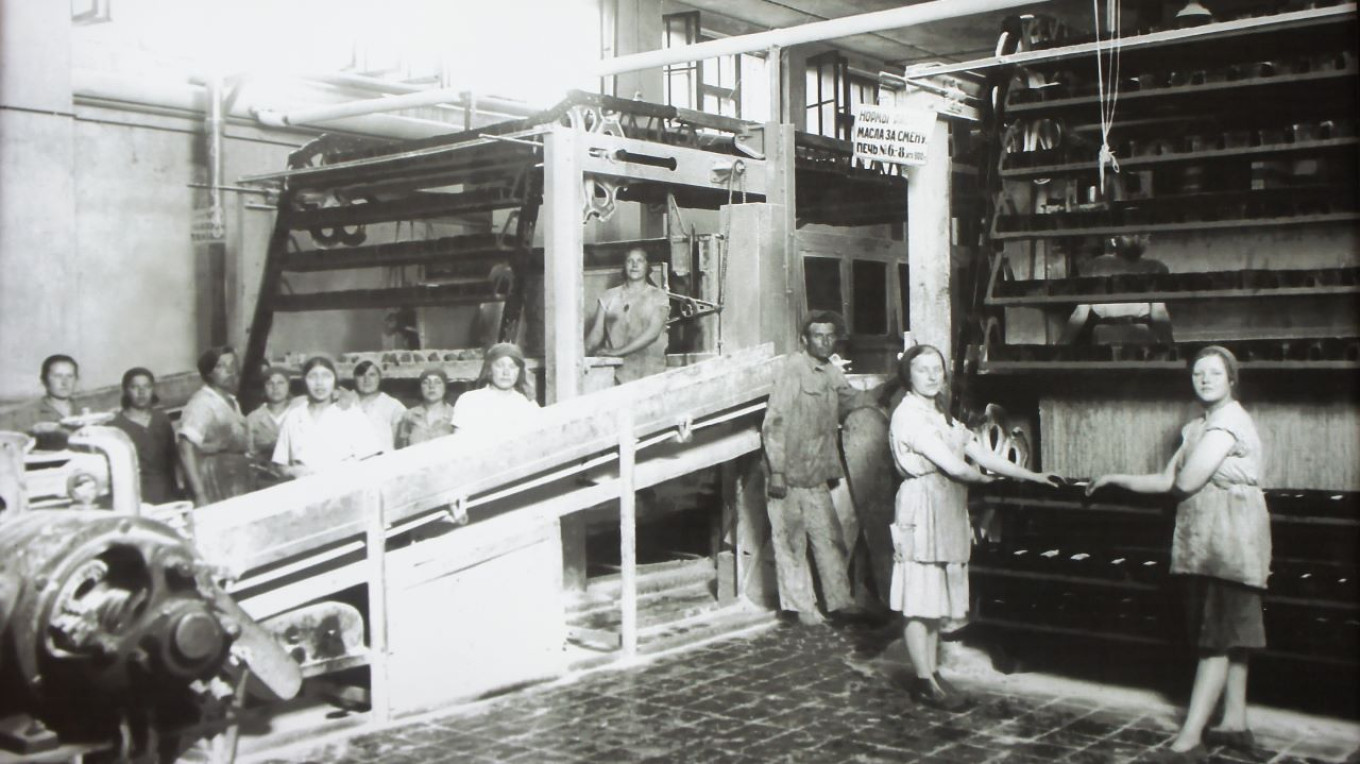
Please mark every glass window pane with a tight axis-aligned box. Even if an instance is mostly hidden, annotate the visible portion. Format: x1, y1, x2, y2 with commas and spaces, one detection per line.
804, 257, 842, 315
852, 261, 888, 335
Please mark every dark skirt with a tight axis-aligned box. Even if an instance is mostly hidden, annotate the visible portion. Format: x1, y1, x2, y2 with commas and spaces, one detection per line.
1183, 575, 1266, 652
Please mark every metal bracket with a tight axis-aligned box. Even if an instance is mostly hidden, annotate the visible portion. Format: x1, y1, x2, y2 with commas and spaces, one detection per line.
582, 176, 619, 223
675, 415, 694, 445
445, 495, 469, 526
667, 293, 720, 325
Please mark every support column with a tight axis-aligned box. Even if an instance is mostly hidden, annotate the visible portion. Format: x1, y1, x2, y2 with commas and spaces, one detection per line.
906, 113, 952, 361
542, 124, 585, 404
761, 122, 799, 355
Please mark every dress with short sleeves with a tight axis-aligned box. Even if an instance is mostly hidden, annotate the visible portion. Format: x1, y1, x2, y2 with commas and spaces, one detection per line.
397, 402, 456, 448
179, 385, 254, 503
1171, 400, 1271, 589
886, 393, 974, 622
597, 284, 670, 383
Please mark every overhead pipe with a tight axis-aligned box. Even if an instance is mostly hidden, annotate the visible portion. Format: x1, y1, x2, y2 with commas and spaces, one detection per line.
254, 88, 540, 129
592, 0, 1047, 77
72, 68, 460, 141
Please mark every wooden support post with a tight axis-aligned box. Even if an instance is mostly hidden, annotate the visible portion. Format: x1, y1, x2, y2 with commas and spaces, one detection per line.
716, 461, 738, 603
617, 407, 638, 659
363, 488, 390, 722
906, 109, 952, 360
543, 124, 585, 405
767, 46, 783, 125
762, 122, 799, 355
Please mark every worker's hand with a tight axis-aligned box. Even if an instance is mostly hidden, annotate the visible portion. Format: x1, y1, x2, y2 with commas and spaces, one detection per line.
767, 473, 788, 500
1031, 471, 1064, 488
1085, 475, 1112, 497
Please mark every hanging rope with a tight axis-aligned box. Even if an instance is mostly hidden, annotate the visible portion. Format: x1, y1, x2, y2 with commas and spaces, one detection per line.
1092, 0, 1124, 194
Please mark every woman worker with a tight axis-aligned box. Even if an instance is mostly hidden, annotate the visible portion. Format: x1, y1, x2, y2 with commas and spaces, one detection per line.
1088, 346, 1269, 762
178, 346, 254, 505
245, 367, 294, 459
889, 344, 1058, 710
272, 357, 381, 478
450, 343, 539, 435
109, 367, 180, 504
396, 368, 456, 448
585, 247, 670, 384
354, 360, 406, 451
30, 354, 80, 437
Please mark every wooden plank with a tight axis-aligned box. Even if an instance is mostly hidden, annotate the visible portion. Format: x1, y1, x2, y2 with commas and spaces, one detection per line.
287, 191, 522, 231
271, 283, 500, 312
577, 132, 768, 196
795, 230, 907, 264
543, 124, 585, 404
618, 407, 638, 658
364, 488, 390, 722
231, 425, 763, 617
192, 346, 776, 577
905, 96, 952, 359
280, 234, 510, 273
1039, 394, 1360, 491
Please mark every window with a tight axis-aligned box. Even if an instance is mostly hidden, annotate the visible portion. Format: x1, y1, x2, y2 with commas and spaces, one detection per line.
662, 12, 764, 120
663, 12, 701, 111
851, 260, 889, 335
805, 52, 879, 140
803, 257, 843, 316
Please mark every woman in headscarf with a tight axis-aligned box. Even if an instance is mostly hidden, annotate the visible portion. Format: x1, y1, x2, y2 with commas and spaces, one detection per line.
353, 360, 405, 452
451, 343, 539, 435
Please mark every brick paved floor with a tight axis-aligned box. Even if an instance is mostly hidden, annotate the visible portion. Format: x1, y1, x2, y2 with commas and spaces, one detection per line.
252, 622, 1360, 764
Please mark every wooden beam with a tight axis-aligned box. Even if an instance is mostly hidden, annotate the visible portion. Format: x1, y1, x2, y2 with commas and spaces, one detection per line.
279, 234, 510, 273
271, 283, 500, 312
192, 345, 776, 578
905, 97, 952, 360
618, 407, 638, 659
363, 488, 390, 722
233, 425, 764, 619
543, 124, 585, 405
578, 133, 768, 196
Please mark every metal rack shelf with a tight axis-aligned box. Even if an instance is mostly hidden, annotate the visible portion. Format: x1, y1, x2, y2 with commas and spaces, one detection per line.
1006, 68, 1358, 115
1001, 137, 1360, 179
991, 212, 1360, 240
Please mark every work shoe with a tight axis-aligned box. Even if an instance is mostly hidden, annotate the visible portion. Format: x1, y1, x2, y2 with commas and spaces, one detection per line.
1203, 728, 1255, 752
906, 677, 972, 713
1145, 744, 1208, 763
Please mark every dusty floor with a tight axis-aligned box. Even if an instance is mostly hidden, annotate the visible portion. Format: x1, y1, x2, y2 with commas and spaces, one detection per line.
251, 619, 1360, 764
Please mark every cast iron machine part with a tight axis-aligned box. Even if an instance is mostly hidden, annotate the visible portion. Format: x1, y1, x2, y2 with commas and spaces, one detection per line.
0, 510, 302, 760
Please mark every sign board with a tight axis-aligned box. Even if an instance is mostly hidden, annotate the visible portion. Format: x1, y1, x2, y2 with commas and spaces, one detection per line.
191, 206, 226, 244
851, 105, 937, 167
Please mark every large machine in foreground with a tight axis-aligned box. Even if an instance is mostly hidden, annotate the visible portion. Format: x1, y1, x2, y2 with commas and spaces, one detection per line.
0, 429, 301, 762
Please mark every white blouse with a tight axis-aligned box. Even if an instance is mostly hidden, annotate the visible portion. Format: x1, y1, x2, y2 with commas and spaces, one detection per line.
450, 387, 539, 435
273, 402, 382, 470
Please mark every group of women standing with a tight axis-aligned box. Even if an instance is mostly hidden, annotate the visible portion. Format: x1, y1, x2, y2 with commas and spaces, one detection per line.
885, 343, 1269, 761
37, 342, 539, 508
